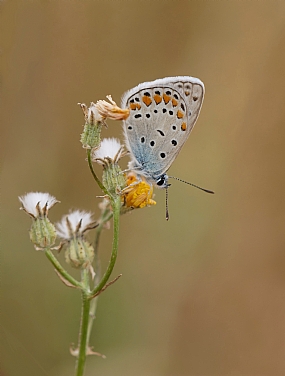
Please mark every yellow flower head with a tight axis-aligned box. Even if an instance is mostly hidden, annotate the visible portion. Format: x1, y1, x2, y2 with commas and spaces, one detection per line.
122, 173, 156, 209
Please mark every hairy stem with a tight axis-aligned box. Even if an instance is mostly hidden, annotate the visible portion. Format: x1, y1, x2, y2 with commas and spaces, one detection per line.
75, 270, 91, 376
90, 196, 121, 297
86, 208, 113, 345
87, 149, 109, 196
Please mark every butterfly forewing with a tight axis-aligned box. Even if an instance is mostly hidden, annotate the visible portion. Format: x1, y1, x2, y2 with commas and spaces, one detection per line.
122, 76, 204, 180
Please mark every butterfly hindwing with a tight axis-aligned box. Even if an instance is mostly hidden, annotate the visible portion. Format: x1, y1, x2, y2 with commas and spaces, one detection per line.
122, 76, 204, 181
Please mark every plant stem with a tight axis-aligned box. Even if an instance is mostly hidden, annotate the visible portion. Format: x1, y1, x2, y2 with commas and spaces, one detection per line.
76, 150, 121, 375
75, 270, 91, 376
90, 196, 121, 297
87, 149, 109, 196
74, 203, 118, 375
86, 208, 113, 345
45, 248, 82, 288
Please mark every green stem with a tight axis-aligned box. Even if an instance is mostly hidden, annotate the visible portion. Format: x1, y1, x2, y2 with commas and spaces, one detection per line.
45, 249, 82, 288
86, 295, 99, 347
74, 203, 117, 376
87, 149, 109, 196
86, 208, 113, 345
75, 271, 91, 376
90, 196, 121, 297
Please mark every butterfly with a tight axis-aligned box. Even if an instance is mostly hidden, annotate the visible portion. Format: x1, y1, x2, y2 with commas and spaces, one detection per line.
121, 76, 213, 218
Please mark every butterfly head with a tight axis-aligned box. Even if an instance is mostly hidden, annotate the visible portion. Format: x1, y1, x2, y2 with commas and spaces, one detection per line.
155, 174, 170, 189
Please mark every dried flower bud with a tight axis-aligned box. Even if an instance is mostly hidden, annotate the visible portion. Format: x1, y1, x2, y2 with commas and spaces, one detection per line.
96, 95, 130, 121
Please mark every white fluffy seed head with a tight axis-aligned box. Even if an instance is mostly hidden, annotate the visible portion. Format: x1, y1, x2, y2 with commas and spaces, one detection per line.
92, 138, 122, 163
56, 210, 95, 239
19, 192, 59, 217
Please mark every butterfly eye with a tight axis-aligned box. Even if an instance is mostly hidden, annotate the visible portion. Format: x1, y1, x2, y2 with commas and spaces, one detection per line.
156, 177, 165, 186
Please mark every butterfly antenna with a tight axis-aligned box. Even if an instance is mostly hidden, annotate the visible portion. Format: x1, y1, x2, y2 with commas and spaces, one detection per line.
168, 176, 214, 194
165, 186, 170, 221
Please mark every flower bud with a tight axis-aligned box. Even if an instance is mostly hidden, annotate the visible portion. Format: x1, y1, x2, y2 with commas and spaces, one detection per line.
65, 237, 94, 269
29, 217, 57, 248
79, 103, 103, 149
56, 210, 97, 269
102, 163, 126, 197
92, 138, 128, 198
19, 192, 59, 249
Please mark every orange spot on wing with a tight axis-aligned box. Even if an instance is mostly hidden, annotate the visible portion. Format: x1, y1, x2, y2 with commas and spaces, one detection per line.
130, 103, 141, 110
153, 94, 162, 104
181, 122, 187, 131
142, 96, 152, 107
172, 98, 178, 107
163, 93, 171, 104
177, 110, 184, 119
185, 91, 190, 96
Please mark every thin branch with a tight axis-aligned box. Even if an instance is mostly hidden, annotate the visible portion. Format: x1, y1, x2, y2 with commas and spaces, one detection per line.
89, 274, 122, 299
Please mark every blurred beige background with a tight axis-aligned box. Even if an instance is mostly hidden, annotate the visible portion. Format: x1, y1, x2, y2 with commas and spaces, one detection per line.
2, 1, 285, 375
